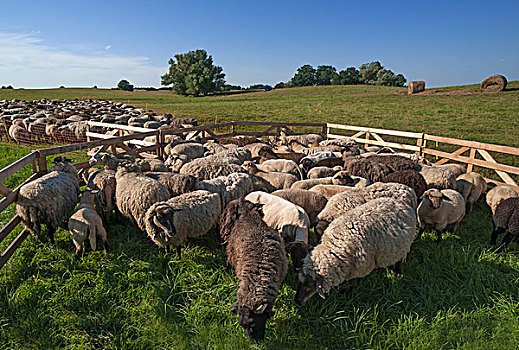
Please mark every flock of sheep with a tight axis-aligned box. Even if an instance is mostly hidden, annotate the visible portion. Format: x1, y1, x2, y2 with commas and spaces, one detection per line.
13, 129, 519, 341
0, 99, 197, 144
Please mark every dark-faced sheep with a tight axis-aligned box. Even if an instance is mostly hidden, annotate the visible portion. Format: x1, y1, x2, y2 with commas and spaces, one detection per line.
220, 198, 288, 340
490, 197, 519, 252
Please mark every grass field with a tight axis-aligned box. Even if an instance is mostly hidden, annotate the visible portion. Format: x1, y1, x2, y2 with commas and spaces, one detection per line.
1, 85, 519, 349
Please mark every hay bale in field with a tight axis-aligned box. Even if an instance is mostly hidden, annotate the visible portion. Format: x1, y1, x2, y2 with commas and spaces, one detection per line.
408, 81, 425, 94
480, 75, 507, 92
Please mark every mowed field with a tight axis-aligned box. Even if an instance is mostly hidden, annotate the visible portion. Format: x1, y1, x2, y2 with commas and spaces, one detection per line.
0, 84, 519, 349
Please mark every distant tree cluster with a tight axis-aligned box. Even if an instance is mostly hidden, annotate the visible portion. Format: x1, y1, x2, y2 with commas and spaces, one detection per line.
1, 85, 14, 89
284, 61, 406, 88
117, 79, 134, 92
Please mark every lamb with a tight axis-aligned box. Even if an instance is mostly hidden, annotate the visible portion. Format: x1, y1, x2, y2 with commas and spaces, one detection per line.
307, 166, 343, 179
242, 161, 298, 190
419, 165, 456, 190
16, 160, 80, 244
440, 163, 467, 178
291, 171, 355, 190
245, 191, 310, 271
259, 159, 304, 179
144, 190, 221, 256
490, 197, 519, 251
272, 188, 328, 227
8, 124, 29, 143
486, 185, 519, 214
455, 172, 487, 213
68, 189, 109, 258
295, 197, 416, 306
220, 198, 288, 341
180, 159, 245, 180
145, 172, 197, 197
382, 169, 427, 198
86, 168, 117, 222
309, 184, 354, 200
115, 164, 171, 231
316, 182, 417, 235
195, 172, 254, 208
417, 188, 465, 242
343, 156, 393, 183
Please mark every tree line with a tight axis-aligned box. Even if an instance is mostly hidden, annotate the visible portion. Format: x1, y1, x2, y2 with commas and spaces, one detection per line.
117, 49, 407, 96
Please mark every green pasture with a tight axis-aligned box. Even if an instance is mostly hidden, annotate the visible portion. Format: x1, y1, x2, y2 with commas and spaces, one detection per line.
0, 84, 518, 349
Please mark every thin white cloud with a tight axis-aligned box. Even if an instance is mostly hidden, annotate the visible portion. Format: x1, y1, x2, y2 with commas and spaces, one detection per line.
0, 32, 166, 88
105, 45, 111, 50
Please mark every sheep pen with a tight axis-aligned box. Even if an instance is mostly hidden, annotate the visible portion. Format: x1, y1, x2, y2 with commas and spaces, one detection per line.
1, 106, 519, 349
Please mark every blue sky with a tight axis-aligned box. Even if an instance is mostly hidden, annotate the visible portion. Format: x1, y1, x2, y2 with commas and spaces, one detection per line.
0, 0, 518, 88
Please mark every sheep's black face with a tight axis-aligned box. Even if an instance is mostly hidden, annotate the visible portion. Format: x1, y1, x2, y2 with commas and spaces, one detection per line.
300, 159, 314, 172
286, 241, 308, 272
154, 208, 177, 238
231, 304, 271, 341
334, 172, 354, 185
295, 274, 316, 306
423, 189, 443, 209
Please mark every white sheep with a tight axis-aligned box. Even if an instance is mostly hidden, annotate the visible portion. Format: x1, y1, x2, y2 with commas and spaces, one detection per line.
295, 197, 416, 305
68, 189, 109, 258
417, 188, 465, 242
419, 165, 456, 190
242, 161, 298, 190
440, 163, 467, 177
195, 172, 254, 208
455, 172, 487, 213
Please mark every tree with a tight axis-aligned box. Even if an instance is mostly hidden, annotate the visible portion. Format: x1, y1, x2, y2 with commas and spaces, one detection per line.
359, 61, 383, 85
333, 67, 360, 85
117, 79, 134, 91
161, 49, 225, 96
289, 64, 317, 87
274, 82, 285, 89
316, 65, 338, 85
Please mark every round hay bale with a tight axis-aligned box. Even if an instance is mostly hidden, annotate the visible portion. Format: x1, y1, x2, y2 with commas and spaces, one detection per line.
481, 74, 507, 92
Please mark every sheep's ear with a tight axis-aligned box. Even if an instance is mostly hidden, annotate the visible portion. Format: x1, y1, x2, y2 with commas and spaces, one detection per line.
316, 278, 326, 299
441, 193, 451, 201
255, 303, 268, 314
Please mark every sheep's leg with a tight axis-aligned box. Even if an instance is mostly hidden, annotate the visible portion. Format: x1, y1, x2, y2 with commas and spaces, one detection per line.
416, 227, 425, 239
435, 229, 444, 243
490, 224, 505, 245
176, 246, 182, 259
466, 201, 474, 215
48, 225, 57, 246
496, 233, 513, 253
103, 239, 110, 256
452, 220, 461, 235
74, 244, 83, 259
33, 223, 41, 243
393, 260, 402, 277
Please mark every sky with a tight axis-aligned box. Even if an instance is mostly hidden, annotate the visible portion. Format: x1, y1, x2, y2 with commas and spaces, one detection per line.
0, 0, 518, 88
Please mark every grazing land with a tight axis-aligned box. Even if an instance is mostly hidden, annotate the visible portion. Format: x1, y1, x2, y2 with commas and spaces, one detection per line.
0, 84, 518, 349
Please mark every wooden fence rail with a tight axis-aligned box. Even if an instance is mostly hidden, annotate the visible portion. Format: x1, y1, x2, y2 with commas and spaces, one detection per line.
1, 120, 518, 271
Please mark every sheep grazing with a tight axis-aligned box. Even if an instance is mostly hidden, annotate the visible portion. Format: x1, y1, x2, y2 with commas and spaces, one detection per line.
382, 170, 427, 198
490, 197, 519, 251
309, 184, 354, 200
68, 189, 109, 258
86, 168, 117, 222
365, 154, 419, 172
135, 158, 167, 172
291, 171, 355, 190
220, 198, 288, 341
271, 188, 328, 227
343, 156, 393, 183
417, 188, 465, 242
16, 160, 80, 245
280, 133, 323, 146
115, 164, 171, 231
486, 185, 519, 214
166, 142, 207, 159
306, 166, 343, 179
245, 191, 310, 271
455, 172, 487, 213
180, 159, 245, 180
144, 190, 221, 256
440, 163, 467, 178
295, 197, 416, 306
258, 159, 304, 180
195, 172, 254, 208
145, 172, 197, 197
316, 182, 417, 235
243, 161, 298, 190
8, 124, 29, 143
419, 165, 456, 190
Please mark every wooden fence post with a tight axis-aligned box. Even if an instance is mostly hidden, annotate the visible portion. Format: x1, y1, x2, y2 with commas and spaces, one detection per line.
36, 151, 47, 174
467, 148, 476, 172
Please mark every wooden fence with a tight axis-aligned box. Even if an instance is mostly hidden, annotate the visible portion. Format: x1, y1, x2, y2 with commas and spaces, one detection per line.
1, 120, 518, 270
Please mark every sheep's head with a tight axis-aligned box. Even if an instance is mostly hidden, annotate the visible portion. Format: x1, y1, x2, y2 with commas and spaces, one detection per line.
286, 241, 308, 272
147, 203, 178, 241
257, 147, 276, 159
181, 175, 198, 193
300, 158, 315, 172
242, 161, 258, 174
314, 220, 329, 236
80, 189, 98, 206
231, 302, 272, 341
421, 188, 447, 209
295, 271, 325, 306
332, 171, 354, 185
